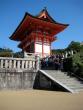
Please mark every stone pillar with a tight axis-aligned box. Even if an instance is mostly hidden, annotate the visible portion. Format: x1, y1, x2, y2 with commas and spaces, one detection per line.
1, 60, 3, 68
65, 52, 68, 58
32, 61, 35, 69
17, 60, 20, 69
29, 61, 32, 69
25, 61, 28, 69
13, 60, 16, 68
36, 56, 40, 70
9, 60, 12, 68
22, 60, 25, 69
27, 61, 29, 68
5, 60, 8, 68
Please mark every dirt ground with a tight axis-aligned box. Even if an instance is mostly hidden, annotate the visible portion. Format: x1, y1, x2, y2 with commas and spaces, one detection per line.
0, 90, 83, 110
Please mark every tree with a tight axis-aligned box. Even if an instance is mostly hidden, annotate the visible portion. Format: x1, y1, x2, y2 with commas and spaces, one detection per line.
13, 51, 23, 58
52, 49, 65, 54
52, 41, 83, 78
66, 41, 81, 52
0, 47, 13, 57
65, 42, 83, 77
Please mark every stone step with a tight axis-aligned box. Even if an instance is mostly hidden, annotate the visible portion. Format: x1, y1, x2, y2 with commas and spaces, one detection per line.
55, 78, 79, 82
55, 74, 69, 76
70, 86, 83, 90
48, 74, 71, 78
62, 81, 82, 84
40, 70, 83, 93
63, 83, 83, 86
60, 82, 82, 86
57, 81, 78, 85
51, 77, 70, 80
76, 89, 83, 91
66, 84, 83, 88
55, 78, 75, 81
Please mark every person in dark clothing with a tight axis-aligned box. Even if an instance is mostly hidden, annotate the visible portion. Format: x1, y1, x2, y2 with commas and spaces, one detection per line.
54, 59, 60, 70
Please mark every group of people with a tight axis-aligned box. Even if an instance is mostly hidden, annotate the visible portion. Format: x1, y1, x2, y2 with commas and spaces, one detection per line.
41, 54, 64, 70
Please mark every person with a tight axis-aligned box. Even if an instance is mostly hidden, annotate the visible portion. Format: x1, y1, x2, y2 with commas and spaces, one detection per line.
45, 57, 49, 67
54, 59, 60, 70
60, 59, 63, 71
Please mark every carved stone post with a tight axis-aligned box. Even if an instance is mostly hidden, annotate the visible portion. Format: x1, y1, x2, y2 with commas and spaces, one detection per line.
25, 61, 28, 69
9, 60, 12, 68
1, 60, 3, 68
5, 60, 8, 68
65, 52, 68, 58
22, 60, 25, 69
29, 61, 32, 69
35, 55, 40, 71
32, 61, 35, 69
13, 60, 16, 68
17, 60, 20, 69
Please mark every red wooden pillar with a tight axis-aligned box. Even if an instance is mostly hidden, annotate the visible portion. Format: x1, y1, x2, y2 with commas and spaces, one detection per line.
34, 36, 36, 54
50, 42, 51, 55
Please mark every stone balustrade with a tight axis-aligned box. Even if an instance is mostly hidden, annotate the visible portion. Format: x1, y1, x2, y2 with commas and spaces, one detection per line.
0, 56, 40, 71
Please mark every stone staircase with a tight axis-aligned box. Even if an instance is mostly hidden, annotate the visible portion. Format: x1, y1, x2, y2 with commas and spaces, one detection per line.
39, 70, 83, 93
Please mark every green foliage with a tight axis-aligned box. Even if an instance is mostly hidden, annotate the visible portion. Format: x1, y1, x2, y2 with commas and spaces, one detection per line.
72, 49, 83, 77
13, 51, 23, 58
0, 48, 13, 53
80, 45, 83, 62
52, 41, 82, 55
52, 41, 83, 78
63, 57, 73, 72
63, 52, 83, 78
52, 49, 65, 54
0, 47, 23, 58
0, 51, 12, 57
0, 47, 13, 57
66, 41, 81, 52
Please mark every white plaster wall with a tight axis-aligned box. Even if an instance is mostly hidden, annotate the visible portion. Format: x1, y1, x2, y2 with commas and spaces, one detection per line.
35, 43, 42, 53
43, 45, 50, 54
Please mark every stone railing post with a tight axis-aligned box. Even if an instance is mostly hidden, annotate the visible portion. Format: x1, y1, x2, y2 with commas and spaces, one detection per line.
35, 55, 40, 71
1, 59, 3, 68
29, 61, 32, 69
9, 60, 12, 68
22, 60, 25, 69
13, 60, 16, 68
0, 57, 36, 70
17, 60, 20, 69
25, 61, 28, 69
5, 60, 8, 68
32, 61, 35, 69
65, 52, 68, 58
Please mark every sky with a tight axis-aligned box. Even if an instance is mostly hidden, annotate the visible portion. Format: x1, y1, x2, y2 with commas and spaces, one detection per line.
0, 0, 83, 52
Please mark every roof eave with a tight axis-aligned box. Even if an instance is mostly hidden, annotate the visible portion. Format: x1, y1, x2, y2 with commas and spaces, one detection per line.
9, 12, 28, 40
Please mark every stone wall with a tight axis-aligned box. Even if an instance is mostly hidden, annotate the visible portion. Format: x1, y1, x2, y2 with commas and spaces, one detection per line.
0, 69, 36, 90
0, 56, 41, 90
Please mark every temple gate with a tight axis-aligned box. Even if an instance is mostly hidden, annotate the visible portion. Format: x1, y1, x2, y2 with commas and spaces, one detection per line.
10, 8, 68, 58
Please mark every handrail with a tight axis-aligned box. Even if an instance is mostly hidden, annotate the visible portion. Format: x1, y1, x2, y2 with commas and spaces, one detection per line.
0, 56, 40, 71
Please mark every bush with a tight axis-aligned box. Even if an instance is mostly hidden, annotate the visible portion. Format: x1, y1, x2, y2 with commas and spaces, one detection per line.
72, 52, 83, 78
63, 50, 83, 78
13, 51, 23, 58
0, 52, 12, 57
63, 57, 73, 72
